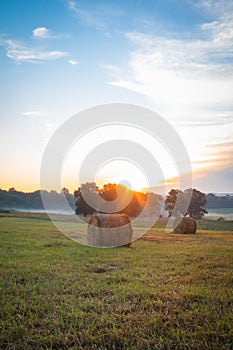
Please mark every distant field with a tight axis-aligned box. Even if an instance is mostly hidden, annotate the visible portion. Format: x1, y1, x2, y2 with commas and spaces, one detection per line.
206, 208, 233, 220
1, 210, 233, 230
0, 214, 233, 349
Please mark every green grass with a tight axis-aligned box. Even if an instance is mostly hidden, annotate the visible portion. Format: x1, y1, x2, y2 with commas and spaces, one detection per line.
0, 215, 233, 349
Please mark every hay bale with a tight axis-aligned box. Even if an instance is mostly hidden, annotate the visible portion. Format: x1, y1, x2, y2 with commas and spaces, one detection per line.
87, 213, 133, 247
173, 216, 197, 234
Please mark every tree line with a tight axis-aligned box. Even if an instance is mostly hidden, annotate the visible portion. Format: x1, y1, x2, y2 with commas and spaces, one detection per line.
0, 188, 75, 211
205, 193, 233, 208
0, 185, 232, 217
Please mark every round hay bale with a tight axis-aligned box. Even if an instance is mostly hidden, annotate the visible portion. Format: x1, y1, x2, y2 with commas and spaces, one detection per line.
87, 213, 132, 247
173, 216, 197, 234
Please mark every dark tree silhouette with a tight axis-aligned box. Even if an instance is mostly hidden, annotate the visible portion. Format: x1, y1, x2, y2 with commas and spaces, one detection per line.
61, 187, 69, 194
120, 191, 143, 217
185, 188, 208, 219
74, 182, 98, 216
9, 187, 16, 192
99, 183, 118, 202
165, 189, 182, 217
165, 188, 208, 219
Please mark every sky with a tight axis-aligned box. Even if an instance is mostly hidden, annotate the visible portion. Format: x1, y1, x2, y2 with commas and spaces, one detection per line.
0, 0, 233, 194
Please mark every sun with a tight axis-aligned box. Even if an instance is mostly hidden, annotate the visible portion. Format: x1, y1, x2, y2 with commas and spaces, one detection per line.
95, 159, 149, 192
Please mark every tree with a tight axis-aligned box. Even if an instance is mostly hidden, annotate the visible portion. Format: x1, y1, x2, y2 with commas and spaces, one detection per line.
165, 188, 208, 219
165, 189, 183, 217
61, 187, 69, 194
99, 183, 117, 202
184, 188, 208, 219
74, 182, 98, 216
121, 191, 143, 217
99, 183, 135, 214
9, 187, 16, 192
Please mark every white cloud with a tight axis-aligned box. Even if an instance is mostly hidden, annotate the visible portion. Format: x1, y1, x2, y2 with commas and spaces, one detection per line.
174, 110, 233, 127
32, 27, 68, 39
106, 32, 233, 115
68, 59, 79, 65
195, 0, 233, 15
3, 39, 68, 63
68, 0, 105, 30
103, 7, 233, 115
32, 27, 50, 38
22, 111, 49, 117
101, 0, 233, 115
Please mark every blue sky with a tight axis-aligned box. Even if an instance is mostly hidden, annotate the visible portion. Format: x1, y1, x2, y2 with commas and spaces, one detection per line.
0, 0, 233, 193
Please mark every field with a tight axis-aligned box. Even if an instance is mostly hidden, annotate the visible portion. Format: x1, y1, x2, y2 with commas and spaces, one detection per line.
0, 214, 233, 349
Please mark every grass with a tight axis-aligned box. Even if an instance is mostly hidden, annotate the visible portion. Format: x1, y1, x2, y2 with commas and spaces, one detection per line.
0, 214, 233, 349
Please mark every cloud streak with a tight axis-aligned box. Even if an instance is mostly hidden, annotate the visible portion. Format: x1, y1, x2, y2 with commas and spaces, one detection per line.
68, 59, 79, 65
68, 0, 105, 30
2, 39, 68, 63
22, 111, 49, 117
195, 0, 233, 15
173, 111, 233, 127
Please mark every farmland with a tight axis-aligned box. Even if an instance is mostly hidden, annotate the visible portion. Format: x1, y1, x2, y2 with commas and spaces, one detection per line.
0, 213, 233, 349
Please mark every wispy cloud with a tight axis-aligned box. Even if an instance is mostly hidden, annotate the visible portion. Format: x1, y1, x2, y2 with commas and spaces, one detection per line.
174, 111, 233, 127
195, 0, 233, 15
68, 59, 79, 65
102, 1, 233, 118
192, 139, 233, 192
155, 138, 233, 191
32, 27, 50, 38
22, 111, 49, 117
68, 0, 105, 30
107, 30, 233, 110
2, 39, 68, 64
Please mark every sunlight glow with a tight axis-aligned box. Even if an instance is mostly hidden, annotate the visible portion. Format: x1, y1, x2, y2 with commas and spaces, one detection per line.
61, 124, 179, 193
95, 159, 149, 191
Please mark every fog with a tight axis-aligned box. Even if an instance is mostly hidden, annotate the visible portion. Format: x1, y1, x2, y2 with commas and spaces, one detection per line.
9, 208, 75, 215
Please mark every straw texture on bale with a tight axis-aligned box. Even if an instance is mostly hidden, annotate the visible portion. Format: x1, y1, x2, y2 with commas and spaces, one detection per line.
173, 216, 197, 234
87, 213, 132, 247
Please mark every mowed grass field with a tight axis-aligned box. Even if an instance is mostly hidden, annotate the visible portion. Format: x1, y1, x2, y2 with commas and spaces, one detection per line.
0, 214, 233, 349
